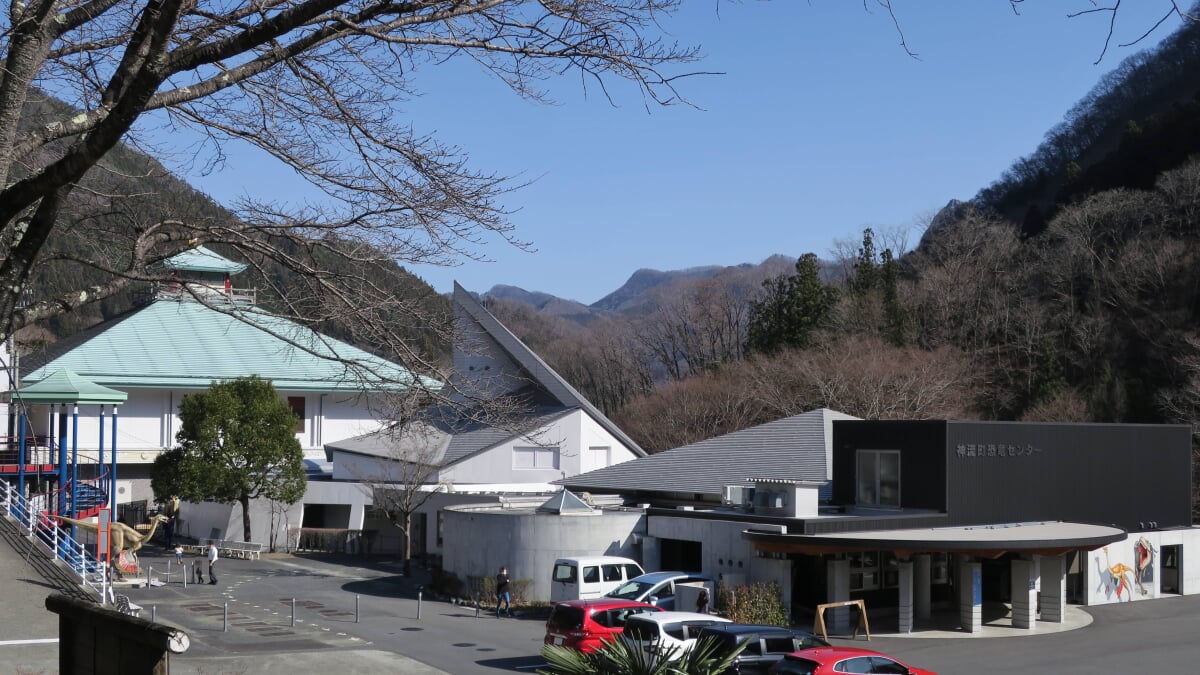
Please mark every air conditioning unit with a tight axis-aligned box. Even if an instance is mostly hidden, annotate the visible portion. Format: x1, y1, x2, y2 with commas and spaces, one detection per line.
722, 485, 745, 506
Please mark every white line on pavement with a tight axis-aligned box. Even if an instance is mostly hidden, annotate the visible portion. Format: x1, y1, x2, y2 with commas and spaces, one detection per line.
0, 638, 59, 646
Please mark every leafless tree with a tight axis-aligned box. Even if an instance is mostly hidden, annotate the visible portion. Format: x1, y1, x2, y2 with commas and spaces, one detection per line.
355, 396, 449, 574
0, 0, 709, 403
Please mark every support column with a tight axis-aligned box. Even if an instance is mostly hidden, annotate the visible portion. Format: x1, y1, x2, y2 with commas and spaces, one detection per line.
1011, 558, 1038, 629
897, 560, 914, 633
109, 407, 118, 516
958, 559, 981, 633
1038, 554, 1066, 623
915, 554, 932, 620
70, 405, 79, 518
826, 558, 850, 634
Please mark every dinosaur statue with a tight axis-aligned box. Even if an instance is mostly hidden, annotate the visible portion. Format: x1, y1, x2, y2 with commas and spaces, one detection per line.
1102, 546, 1136, 601
54, 514, 171, 579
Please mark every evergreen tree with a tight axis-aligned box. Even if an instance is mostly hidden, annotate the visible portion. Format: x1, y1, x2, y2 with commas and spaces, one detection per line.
151, 376, 306, 542
746, 253, 838, 353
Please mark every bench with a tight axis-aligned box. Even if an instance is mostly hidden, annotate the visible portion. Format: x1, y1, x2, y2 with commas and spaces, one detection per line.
220, 540, 264, 560
114, 593, 143, 617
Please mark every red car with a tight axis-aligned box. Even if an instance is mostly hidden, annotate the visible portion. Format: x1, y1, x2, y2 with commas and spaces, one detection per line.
544, 598, 662, 653
766, 647, 938, 675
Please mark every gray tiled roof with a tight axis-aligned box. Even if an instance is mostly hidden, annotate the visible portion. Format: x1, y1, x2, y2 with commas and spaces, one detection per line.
323, 406, 571, 468
557, 408, 858, 497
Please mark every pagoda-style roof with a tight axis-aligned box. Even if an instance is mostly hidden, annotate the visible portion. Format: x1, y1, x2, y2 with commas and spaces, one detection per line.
159, 246, 247, 275
15, 368, 128, 404
20, 301, 436, 393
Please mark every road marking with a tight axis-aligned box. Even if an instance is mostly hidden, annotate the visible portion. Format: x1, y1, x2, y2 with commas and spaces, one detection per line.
0, 639, 59, 646
514, 664, 547, 671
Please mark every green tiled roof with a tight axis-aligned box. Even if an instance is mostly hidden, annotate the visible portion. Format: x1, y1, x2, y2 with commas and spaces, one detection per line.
160, 246, 247, 274
16, 368, 128, 404
21, 301, 437, 393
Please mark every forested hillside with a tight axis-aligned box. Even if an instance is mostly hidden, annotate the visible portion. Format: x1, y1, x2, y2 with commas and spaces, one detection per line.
17, 95, 450, 363
487, 15, 1200, 516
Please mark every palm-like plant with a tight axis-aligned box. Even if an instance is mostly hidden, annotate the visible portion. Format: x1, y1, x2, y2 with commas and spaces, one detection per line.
539, 634, 744, 675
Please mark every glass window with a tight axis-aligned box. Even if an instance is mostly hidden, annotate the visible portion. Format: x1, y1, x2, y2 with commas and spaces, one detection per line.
603, 564, 623, 582
623, 564, 643, 579
856, 450, 900, 507
835, 656, 874, 674
591, 610, 612, 628
869, 657, 910, 674
773, 659, 819, 675
742, 639, 763, 656
552, 563, 577, 583
287, 396, 305, 433
546, 605, 584, 630
582, 566, 600, 583
512, 446, 560, 470
763, 636, 793, 653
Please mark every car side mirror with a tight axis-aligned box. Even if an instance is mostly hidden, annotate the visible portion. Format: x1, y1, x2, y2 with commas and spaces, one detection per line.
648, 595, 659, 605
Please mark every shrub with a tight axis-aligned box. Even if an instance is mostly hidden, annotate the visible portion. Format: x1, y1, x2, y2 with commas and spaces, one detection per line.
716, 581, 789, 626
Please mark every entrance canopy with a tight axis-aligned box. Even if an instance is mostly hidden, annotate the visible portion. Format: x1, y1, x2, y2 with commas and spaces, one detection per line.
745, 520, 1126, 558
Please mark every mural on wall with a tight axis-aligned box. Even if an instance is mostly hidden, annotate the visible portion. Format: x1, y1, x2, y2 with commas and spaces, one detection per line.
1135, 536, 1156, 595
1098, 546, 1137, 601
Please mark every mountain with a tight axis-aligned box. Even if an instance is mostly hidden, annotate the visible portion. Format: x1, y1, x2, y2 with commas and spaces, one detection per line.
484, 255, 798, 322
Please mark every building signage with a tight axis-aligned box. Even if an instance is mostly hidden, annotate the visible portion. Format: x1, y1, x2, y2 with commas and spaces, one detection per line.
954, 443, 1043, 459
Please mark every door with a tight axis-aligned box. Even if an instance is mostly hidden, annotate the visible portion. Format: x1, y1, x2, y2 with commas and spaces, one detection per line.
1161, 545, 1181, 594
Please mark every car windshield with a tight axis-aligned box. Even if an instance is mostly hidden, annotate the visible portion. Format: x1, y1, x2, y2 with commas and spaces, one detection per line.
606, 580, 655, 600
546, 605, 585, 631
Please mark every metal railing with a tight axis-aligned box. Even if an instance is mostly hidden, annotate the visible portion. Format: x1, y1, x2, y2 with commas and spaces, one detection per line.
1, 481, 109, 604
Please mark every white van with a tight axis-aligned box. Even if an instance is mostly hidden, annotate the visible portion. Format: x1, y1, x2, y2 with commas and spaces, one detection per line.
550, 556, 645, 602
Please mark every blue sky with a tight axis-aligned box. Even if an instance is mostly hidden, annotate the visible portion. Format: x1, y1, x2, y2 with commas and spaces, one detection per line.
172, 2, 1186, 305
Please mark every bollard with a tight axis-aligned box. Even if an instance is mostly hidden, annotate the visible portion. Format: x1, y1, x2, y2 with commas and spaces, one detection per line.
355, 594, 360, 623
183, 563, 187, 589
223, 602, 228, 632
147, 566, 152, 588
151, 605, 156, 623
291, 597, 296, 627
474, 594, 480, 619
417, 589, 422, 621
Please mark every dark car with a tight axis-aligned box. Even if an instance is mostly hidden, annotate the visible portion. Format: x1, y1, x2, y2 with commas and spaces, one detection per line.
544, 598, 663, 653
697, 624, 831, 674
766, 647, 938, 675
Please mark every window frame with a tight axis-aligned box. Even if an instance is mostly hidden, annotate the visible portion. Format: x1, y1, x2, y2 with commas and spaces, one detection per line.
512, 445, 561, 470
856, 449, 901, 508
287, 396, 306, 434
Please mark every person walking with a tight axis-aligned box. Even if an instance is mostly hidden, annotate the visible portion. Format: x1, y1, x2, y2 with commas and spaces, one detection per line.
495, 566, 512, 618
695, 588, 710, 614
174, 544, 184, 566
206, 542, 219, 585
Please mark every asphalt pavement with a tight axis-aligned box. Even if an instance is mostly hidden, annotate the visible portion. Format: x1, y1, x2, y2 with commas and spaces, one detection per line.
5, 528, 1200, 674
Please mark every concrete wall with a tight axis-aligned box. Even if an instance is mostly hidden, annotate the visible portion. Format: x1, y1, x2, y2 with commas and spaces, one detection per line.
441, 505, 645, 602
1084, 528, 1200, 605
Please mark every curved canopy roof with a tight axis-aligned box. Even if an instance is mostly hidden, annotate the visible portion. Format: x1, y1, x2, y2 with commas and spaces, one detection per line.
745, 521, 1127, 558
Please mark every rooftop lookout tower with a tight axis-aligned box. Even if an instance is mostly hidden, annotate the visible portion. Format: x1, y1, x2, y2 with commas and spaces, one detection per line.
152, 246, 255, 306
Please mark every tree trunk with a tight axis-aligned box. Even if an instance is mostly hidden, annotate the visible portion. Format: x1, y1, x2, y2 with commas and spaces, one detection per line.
402, 512, 411, 575
241, 495, 252, 542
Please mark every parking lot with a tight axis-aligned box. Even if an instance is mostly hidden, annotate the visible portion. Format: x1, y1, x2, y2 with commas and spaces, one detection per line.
5, 542, 1200, 674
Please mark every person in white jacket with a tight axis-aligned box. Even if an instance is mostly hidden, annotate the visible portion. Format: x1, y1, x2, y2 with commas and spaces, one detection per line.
207, 543, 219, 585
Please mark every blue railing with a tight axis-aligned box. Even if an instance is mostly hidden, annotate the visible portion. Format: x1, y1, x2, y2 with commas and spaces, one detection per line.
1, 481, 109, 604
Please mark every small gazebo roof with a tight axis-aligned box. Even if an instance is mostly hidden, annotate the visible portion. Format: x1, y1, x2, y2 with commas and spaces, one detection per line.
159, 246, 247, 274
15, 368, 128, 404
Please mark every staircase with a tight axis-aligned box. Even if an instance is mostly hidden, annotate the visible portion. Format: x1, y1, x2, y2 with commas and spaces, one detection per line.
0, 481, 109, 603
